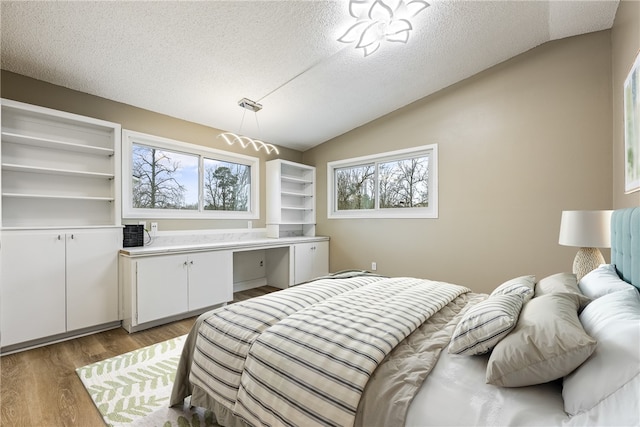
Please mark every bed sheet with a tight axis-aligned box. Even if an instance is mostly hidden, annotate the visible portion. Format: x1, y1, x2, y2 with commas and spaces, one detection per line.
406, 348, 568, 426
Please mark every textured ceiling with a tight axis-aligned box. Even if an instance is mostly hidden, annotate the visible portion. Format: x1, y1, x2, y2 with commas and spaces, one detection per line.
1, 1, 619, 152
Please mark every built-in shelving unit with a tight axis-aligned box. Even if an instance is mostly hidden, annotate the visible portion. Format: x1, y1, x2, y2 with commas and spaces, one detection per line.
266, 159, 316, 238
1, 99, 121, 228
1, 99, 123, 353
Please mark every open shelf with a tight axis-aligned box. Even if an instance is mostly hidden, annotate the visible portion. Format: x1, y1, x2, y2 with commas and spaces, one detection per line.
282, 190, 311, 197
281, 174, 313, 184
2, 193, 115, 201
1, 98, 121, 229
2, 132, 114, 156
2, 163, 114, 179
282, 206, 313, 211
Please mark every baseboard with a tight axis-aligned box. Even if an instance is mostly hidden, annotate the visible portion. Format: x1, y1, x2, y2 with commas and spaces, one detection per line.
122, 304, 226, 333
233, 277, 268, 292
0, 321, 122, 355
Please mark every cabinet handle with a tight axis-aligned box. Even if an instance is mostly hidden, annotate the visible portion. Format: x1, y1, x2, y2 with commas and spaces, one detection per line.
71, 234, 75, 240
183, 261, 188, 267
57, 235, 62, 240
190, 261, 194, 265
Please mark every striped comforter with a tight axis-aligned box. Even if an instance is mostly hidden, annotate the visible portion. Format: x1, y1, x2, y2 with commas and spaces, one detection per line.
188, 275, 469, 427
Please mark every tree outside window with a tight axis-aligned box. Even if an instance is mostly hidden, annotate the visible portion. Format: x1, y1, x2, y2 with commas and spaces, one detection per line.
378, 157, 429, 209
132, 144, 197, 210
204, 159, 250, 211
336, 164, 375, 210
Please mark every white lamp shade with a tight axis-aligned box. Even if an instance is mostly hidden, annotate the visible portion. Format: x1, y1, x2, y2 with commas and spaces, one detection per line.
558, 210, 613, 248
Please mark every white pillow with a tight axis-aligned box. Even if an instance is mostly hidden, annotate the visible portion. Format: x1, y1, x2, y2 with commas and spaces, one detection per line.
449, 294, 523, 356
578, 264, 632, 299
490, 275, 536, 303
562, 287, 640, 416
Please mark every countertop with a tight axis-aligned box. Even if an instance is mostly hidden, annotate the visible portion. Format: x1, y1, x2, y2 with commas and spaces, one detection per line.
120, 235, 329, 256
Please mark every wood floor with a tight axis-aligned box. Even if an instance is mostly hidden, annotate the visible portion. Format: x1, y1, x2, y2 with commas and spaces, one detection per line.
0, 286, 279, 427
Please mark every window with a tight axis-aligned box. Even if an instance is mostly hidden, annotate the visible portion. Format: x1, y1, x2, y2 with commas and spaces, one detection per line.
328, 144, 438, 219
203, 158, 251, 211
123, 130, 259, 219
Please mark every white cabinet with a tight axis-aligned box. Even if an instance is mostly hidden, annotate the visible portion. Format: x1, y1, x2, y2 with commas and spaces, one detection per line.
1, 99, 121, 228
266, 159, 316, 238
121, 250, 233, 331
294, 241, 329, 285
0, 229, 120, 348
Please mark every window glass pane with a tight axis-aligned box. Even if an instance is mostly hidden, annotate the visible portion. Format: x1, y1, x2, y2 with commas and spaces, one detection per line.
335, 164, 375, 210
132, 144, 198, 210
378, 156, 429, 209
203, 158, 251, 211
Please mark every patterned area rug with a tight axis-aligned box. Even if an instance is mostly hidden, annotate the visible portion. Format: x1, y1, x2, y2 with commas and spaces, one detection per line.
76, 335, 219, 427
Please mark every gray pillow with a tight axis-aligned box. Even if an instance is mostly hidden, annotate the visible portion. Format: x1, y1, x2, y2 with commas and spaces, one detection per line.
535, 272, 591, 311
486, 292, 596, 387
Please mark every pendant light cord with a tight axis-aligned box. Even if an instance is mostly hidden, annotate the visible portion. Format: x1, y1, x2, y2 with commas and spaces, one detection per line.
257, 46, 348, 103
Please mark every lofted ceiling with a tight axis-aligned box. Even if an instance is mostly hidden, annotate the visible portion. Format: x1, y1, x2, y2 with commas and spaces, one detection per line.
1, 1, 619, 152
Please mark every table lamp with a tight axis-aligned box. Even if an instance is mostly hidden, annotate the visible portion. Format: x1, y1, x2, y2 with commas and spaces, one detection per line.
559, 210, 613, 281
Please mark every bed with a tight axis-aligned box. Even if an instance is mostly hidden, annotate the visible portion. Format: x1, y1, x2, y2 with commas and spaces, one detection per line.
170, 207, 640, 426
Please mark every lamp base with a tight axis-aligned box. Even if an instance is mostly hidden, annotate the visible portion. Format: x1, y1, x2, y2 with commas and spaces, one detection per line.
573, 247, 605, 281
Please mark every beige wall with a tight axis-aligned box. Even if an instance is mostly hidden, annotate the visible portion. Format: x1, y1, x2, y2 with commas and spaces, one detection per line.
303, 32, 613, 293
0, 71, 303, 230
612, 0, 640, 209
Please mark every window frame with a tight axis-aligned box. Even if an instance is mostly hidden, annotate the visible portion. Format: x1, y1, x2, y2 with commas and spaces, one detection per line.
122, 130, 259, 219
327, 144, 438, 219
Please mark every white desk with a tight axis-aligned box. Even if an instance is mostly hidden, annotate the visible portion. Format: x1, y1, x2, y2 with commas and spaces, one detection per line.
119, 235, 329, 332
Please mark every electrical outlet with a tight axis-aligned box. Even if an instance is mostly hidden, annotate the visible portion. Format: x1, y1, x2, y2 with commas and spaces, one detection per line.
248, 221, 253, 229
138, 221, 146, 230
150, 222, 158, 236
371, 262, 377, 271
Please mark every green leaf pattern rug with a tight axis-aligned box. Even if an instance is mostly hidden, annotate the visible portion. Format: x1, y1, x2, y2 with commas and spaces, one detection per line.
76, 335, 219, 427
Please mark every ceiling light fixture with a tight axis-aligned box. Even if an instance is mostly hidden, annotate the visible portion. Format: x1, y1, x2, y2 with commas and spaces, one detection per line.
338, 0, 430, 56
218, 97, 280, 155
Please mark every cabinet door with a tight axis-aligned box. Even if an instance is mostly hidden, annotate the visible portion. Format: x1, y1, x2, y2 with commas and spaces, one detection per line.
136, 255, 188, 324
188, 251, 233, 311
294, 241, 329, 285
310, 241, 329, 279
1, 232, 66, 347
66, 229, 120, 331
